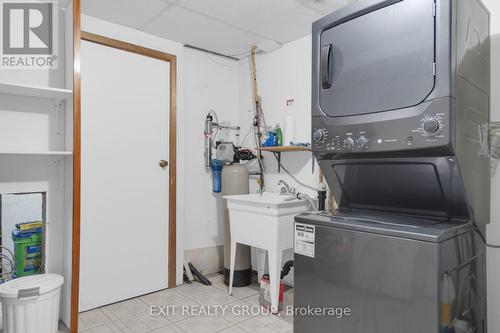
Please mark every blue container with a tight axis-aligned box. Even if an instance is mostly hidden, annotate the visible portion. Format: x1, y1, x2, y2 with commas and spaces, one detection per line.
262, 131, 276, 147
211, 160, 224, 193
12, 228, 43, 239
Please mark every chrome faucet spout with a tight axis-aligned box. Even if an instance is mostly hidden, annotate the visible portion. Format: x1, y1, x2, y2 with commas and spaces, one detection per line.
278, 179, 296, 195
278, 179, 289, 193
277, 179, 289, 189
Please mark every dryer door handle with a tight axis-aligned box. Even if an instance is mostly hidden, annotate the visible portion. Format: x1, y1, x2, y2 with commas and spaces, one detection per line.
321, 44, 334, 89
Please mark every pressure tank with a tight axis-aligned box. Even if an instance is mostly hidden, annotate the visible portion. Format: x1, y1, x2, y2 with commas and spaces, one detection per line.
222, 164, 252, 286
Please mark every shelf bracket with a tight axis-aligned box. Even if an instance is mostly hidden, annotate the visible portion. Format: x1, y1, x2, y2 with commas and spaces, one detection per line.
273, 152, 281, 173
54, 101, 64, 137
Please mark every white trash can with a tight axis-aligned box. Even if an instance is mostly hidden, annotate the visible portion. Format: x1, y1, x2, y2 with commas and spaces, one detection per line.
0, 274, 64, 333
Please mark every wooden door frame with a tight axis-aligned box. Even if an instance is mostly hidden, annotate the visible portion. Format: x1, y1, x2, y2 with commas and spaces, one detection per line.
71, 21, 178, 333
71, 1, 81, 332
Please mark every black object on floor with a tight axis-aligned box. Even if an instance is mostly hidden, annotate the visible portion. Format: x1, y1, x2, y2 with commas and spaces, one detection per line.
224, 268, 252, 287
281, 260, 294, 279
188, 262, 212, 286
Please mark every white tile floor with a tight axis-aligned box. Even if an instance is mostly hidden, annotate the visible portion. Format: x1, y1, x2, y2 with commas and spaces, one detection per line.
78, 274, 293, 333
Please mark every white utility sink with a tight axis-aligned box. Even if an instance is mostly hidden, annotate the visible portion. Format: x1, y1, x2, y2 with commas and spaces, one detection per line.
224, 192, 309, 216
224, 192, 310, 313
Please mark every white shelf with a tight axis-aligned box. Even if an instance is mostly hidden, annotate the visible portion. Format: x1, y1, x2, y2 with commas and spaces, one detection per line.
0, 82, 72, 102
0, 151, 73, 156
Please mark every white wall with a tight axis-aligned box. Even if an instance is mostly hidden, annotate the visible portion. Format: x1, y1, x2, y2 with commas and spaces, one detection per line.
482, 1, 500, 332
173, 34, 319, 278
238, 36, 320, 285
238, 35, 320, 197
183, 48, 239, 250
81, 15, 185, 286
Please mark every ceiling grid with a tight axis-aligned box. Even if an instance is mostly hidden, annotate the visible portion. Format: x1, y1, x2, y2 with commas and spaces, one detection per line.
82, 0, 354, 58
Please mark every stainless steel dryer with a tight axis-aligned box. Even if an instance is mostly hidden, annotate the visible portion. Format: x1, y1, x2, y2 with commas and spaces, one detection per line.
294, 0, 491, 332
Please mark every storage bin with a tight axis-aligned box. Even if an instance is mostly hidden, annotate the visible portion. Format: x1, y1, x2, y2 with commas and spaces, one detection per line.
0, 274, 64, 333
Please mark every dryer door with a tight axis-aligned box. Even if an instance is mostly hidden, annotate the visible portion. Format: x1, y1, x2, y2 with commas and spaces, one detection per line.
319, 0, 436, 118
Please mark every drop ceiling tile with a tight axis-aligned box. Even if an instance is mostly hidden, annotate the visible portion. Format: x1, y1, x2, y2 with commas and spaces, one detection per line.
81, 0, 171, 29
141, 6, 262, 57
178, 0, 321, 43
295, 0, 354, 15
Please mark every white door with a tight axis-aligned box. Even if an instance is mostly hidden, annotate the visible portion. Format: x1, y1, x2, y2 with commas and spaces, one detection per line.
80, 40, 170, 311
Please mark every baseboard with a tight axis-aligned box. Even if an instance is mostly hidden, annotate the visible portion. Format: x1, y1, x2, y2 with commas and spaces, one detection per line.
184, 245, 224, 276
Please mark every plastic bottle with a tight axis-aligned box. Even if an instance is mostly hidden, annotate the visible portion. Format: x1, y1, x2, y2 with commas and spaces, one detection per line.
317, 183, 327, 211
262, 128, 276, 147
275, 124, 283, 146
284, 116, 295, 146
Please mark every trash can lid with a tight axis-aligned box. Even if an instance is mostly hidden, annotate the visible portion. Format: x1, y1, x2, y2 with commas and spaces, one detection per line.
0, 274, 64, 298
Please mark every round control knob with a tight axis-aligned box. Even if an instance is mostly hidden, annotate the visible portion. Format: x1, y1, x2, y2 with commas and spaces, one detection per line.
313, 129, 325, 142
343, 137, 355, 149
423, 118, 440, 133
355, 136, 368, 149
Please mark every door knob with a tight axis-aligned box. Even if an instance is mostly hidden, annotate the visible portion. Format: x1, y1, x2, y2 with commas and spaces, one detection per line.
159, 160, 169, 168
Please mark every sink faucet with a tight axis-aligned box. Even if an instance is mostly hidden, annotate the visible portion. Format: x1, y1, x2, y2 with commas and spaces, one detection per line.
278, 179, 296, 195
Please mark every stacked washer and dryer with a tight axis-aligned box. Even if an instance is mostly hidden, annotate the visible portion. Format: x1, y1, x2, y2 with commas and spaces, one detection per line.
294, 0, 491, 332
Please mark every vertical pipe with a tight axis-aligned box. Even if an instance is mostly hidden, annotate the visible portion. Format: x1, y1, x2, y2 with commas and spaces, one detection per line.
204, 114, 213, 169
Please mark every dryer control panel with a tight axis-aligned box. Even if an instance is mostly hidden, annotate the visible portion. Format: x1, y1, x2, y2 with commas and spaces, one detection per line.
312, 111, 450, 153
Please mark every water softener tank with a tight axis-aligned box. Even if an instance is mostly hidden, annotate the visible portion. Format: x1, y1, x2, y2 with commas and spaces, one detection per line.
222, 164, 252, 286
